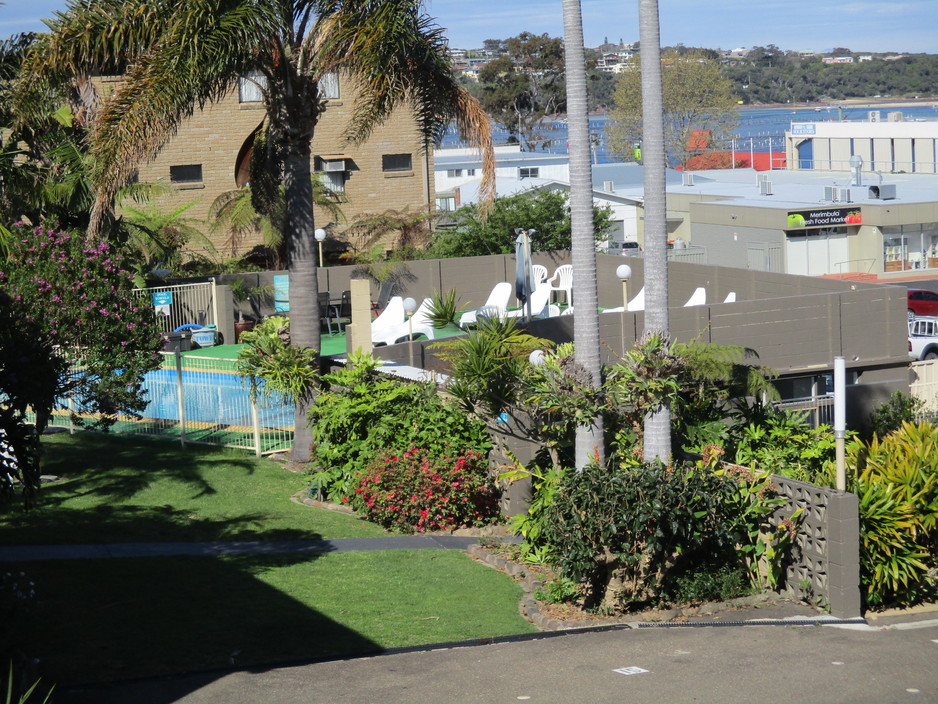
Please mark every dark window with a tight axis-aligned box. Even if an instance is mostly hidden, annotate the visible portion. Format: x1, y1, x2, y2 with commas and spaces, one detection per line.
519, 167, 539, 178
170, 164, 203, 183
382, 153, 412, 172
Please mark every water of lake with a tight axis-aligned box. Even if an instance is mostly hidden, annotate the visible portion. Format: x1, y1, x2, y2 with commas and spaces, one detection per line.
438, 101, 938, 164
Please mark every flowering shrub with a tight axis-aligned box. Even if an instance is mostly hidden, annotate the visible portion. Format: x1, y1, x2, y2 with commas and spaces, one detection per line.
351, 448, 499, 534
0, 223, 162, 427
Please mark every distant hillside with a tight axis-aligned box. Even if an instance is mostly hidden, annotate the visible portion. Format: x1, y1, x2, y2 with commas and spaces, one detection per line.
719, 49, 938, 104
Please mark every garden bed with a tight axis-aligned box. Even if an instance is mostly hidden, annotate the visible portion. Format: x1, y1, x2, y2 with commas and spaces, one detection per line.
466, 543, 823, 630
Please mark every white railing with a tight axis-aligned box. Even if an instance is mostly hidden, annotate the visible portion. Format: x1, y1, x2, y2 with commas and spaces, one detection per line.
773, 395, 835, 428
133, 281, 218, 335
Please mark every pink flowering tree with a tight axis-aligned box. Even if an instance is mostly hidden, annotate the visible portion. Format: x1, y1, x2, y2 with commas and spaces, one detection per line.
0, 222, 162, 432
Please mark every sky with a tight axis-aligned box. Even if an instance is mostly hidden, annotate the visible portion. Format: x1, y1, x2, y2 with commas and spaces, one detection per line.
2, 0, 937, 55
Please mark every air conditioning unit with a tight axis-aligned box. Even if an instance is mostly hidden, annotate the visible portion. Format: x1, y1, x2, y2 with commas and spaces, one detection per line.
868, 184, 897, 200
887, 111, 904, 122
682, 172, 695, 186
839, 187, 852, 203
759, 180, 773, 195
824, 185, 837, 202
757, 173, 769, 185
323, 159, 346, 172
603, 180, 616, 192
868, 110, 881, 122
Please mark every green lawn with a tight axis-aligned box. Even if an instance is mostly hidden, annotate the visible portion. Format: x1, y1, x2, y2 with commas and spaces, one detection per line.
2, 433, 536, 685
0, 432, 388, 544
8, 551, 536, 685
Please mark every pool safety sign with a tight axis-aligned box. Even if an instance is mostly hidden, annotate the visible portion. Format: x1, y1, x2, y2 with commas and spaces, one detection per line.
786, 207, 862, 229
152, 290, 173, 316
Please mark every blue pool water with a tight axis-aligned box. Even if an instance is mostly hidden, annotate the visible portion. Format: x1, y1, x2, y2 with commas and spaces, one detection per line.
142, 369, 292, 428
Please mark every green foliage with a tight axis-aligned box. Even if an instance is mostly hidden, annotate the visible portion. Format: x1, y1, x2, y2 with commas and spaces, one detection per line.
848, 422, 938, 608
722, 49, 938, 104
866, 391, 923, 440
731, 408, 839, 485
540, 459, 742, 610
0, 223, 162, 434
608, 51, 739, 168
3, 661, 52, 704
656, 562, 752, 606
534, 576, 581, 605
426, 289, 462, 329
433, 316, 547, 419
0, 290, 67, 507
477, 33, 565, 151
307, 352, 491, 502
236, 316, 318, 404
351, 448, 499, 534
429, 190, 614, 258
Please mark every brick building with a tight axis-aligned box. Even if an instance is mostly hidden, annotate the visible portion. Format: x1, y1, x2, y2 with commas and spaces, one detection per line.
128, 72, 435, 255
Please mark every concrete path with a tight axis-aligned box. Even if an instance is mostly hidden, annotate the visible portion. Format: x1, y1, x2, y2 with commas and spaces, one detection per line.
0, 535, 480, 562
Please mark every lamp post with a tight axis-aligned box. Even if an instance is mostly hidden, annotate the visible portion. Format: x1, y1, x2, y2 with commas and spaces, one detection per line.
403, 297, 417, 368
834, 355, 846, 491
616, 264, 632, 310
529, 349, 545, 366
314, 228, 327, 268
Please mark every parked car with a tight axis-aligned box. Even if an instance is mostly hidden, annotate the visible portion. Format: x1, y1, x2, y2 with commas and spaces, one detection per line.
908, 316, 938, 360
907, 289, 938, 319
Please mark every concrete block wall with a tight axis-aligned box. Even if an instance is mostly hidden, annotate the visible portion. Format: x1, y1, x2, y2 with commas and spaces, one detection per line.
772, 475, 862, 618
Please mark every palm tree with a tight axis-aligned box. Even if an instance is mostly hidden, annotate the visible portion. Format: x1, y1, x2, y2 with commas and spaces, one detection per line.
638, 0, 672, 462
561, 0, 604, 470
17, 0, 494, 462
210, 177, 345, 269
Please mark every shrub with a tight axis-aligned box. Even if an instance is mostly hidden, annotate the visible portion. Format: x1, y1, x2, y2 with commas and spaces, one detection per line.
308, 352, 491, 502
236, 316, 318, 404
540, 459, 741, 611
351, 448, 499, 533
866, 391, 923, 440
848, 421, 938, 608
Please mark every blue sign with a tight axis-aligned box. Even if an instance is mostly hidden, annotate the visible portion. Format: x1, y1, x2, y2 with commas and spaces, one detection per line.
152, 290, 172, 316
791, 123, 817, 136
274, 275, 289, 312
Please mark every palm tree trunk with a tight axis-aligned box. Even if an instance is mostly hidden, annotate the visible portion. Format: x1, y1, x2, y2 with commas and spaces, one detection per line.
639, 0, 671, 462
562, 0, 604, 470
283, 138, 320, 464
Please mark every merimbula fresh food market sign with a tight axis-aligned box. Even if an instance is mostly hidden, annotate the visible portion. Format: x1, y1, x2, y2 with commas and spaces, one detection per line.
786, 208, 862, 229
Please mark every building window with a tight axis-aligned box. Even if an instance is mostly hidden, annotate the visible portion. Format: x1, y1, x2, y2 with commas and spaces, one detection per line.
239, 71, 266, 103
883, 223, 938, 272
467, 168, 476, 176
382, 153, 412, 172
170, 164, 203, 184
319, 72, 340, 100
323, 171, 345, 194
519, 167, 539, 178
446, 168, 463, 178
436, 195, 456, 212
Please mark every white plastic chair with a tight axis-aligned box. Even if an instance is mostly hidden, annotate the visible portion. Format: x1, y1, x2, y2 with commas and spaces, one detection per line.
683, 287, 707, 307
458, 282, 512, 327
506, 284, 551, 319
371, 297, 406, 345
627, 287, 645, 312
531, 264, 549, 285
372, 297, 436, 346
723, 291, 737, 303
545, 265, 573, 305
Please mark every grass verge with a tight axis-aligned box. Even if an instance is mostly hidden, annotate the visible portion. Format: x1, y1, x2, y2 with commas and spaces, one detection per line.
7, 550, 536, 685
0, 432, 388, 544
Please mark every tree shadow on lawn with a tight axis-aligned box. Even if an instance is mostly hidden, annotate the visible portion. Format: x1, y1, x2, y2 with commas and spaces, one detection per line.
10, 551, 383, 703
38, 432, 261, 503
0, 504, 324, 545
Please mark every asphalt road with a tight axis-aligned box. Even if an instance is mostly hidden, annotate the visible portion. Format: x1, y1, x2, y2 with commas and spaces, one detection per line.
61, 614, 938, 704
